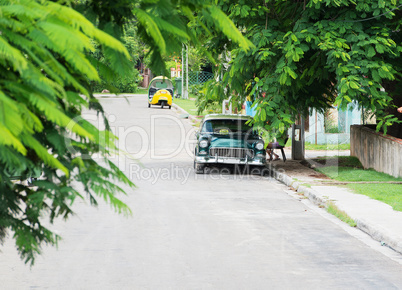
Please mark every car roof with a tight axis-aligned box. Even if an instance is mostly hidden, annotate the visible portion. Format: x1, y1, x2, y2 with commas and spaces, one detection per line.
202, 114, 252, 122
149, 76, 173, 88
150, 76, 172, 82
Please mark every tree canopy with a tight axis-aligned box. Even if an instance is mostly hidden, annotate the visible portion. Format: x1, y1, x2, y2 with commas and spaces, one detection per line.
200, 0, 402, 137
0, 0, 251, 265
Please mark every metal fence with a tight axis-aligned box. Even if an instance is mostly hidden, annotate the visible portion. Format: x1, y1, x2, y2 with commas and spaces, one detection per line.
188, 71, 214, 85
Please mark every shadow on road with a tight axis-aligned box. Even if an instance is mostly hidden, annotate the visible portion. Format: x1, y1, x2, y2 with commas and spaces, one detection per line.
203, 164, 271, 177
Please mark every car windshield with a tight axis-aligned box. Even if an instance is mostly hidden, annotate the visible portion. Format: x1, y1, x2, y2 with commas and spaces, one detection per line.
201, 119, 253, 134
150, 79, 173, 90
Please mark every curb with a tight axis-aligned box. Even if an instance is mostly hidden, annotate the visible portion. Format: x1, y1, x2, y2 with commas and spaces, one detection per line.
271, 166, 402, 255
171, 103, 202, 123
93, 93, 140, 98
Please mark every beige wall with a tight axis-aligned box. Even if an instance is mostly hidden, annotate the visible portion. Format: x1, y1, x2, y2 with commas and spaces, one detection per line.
351, 125, 402, 178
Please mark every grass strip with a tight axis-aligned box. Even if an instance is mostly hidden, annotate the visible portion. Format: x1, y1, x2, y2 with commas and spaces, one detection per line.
305, 142, 350, 150
317, 166, 402, 182
174, 98, 201, 116
174, 96, 220, 116
134, 88, 148, 94
327, 202, 357, 227
347, 184, 402, 212
313, 156, 402, 212
285, 139, 350, 150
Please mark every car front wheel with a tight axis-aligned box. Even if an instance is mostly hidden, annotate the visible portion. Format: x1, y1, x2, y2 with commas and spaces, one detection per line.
194, 161, 205, 174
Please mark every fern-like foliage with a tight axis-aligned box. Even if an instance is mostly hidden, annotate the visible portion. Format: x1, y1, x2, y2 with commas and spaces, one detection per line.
0, 0, 134, 265
132, 0, 253, 76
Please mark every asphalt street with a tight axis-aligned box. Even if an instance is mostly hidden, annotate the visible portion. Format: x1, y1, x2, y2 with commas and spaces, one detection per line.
1, 95, 402, 289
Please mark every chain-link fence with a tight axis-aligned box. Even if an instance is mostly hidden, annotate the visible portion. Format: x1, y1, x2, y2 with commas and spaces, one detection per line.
188, 71, 213, 85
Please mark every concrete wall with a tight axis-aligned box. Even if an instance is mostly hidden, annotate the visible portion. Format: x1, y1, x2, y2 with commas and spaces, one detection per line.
351, 125, 402, 178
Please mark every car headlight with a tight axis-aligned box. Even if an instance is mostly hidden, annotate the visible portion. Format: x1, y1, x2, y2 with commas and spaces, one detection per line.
255, 142, 264, 150
199, 139, 209, 148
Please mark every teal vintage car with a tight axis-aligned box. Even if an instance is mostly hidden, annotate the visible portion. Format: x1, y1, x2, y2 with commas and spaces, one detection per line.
194, 114, 266, 174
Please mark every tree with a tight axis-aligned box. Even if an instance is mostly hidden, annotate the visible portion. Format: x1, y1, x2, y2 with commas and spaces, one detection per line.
0, 0, 251, 265
0, 0, 135, 265
88, 24, 144, 93
200, 0, 402, 138
132, 0, 253, 75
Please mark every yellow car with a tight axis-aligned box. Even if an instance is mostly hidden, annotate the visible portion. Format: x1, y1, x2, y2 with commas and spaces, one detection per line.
148, 76, 174, 109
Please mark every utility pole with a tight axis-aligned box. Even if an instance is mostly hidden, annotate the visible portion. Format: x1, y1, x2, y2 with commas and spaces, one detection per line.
182, 44, 189, 99
291, 115, 305, 160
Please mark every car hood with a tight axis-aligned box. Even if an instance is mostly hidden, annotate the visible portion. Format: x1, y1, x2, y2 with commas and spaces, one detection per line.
210, 136, 251, 148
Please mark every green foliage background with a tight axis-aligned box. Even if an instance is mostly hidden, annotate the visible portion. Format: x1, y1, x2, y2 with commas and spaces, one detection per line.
88, 24, 144, 93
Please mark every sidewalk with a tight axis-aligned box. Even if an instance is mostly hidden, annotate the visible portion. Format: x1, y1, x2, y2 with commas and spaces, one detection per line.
270, 154, 402, 255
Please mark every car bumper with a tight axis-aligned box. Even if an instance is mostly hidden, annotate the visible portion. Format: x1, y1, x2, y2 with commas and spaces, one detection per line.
195, 155, 266, 166
150, 95, 172, 105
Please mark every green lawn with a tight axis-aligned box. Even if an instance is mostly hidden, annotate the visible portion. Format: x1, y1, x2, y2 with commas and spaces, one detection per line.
174, 96, 220, 116
134, 88, 148, 94
96, 88, 148, 94
347, 184, 402, 211
318, 167, 402, 182
314, 156, 402, 212
305, 142, 350, 150
174, 98, 202, 116
283, 139, 350, 150
315, 156, 363, 167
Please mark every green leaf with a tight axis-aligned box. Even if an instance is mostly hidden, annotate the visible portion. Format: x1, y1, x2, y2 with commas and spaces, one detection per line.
279, 73, 288, 85
133, 8, 166, 54
285, 67, 297, 79
343, 95, 352, 102
260, 108, 266, 121
367, 46, 376, 58
0, 124, 27, 155
292, 51, 300, 62
207, 6, 253, 51
375, 44, 384, 53
20, 133, 69, 176
153, 17, 190, 41
0, 35, 28, 72
376, 121, 383, 131
349, 81, 360, 89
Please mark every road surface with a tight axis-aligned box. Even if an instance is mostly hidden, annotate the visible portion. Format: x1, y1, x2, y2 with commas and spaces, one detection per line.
1, 95, 402, 289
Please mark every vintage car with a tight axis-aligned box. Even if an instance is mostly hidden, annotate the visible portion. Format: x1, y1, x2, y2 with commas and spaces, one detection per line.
148, 76, 174, 109
194, 114, 266, 174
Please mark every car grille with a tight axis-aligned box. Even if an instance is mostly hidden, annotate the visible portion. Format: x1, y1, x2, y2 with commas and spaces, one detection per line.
209, 147, 254, 159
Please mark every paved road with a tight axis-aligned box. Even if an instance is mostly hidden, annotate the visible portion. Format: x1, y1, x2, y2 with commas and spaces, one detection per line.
2, 95, 402, 289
